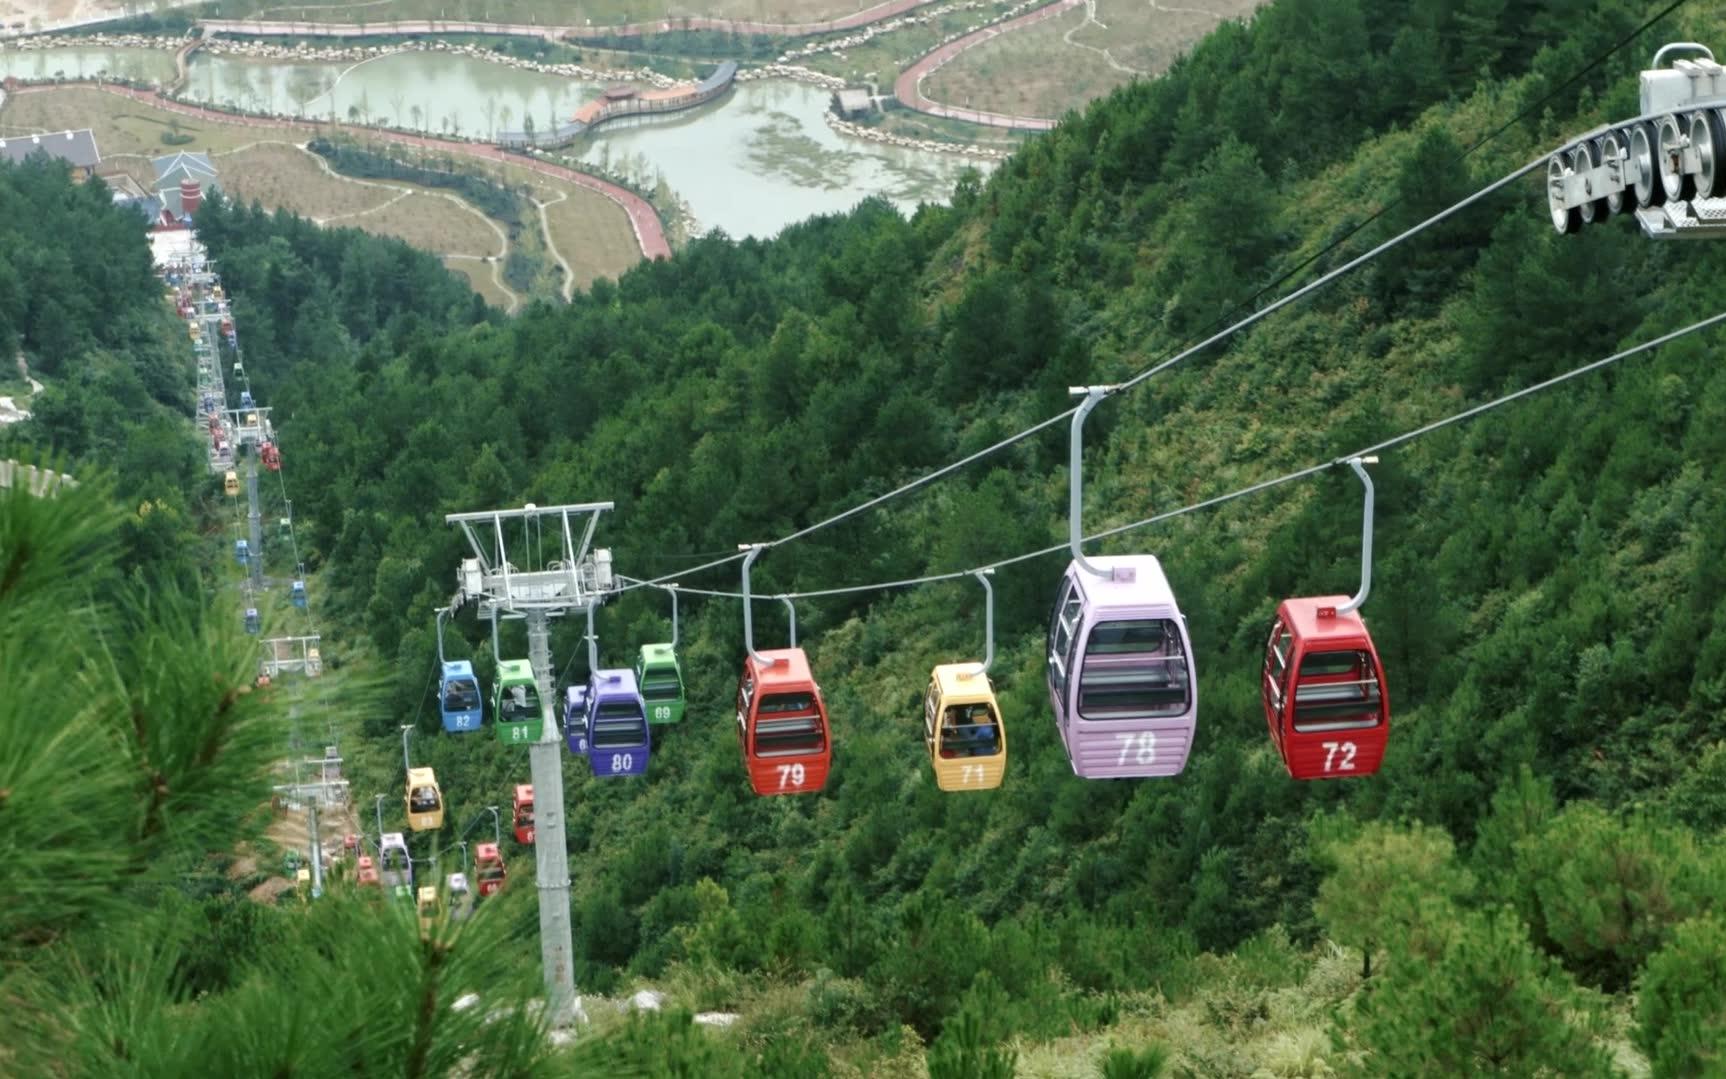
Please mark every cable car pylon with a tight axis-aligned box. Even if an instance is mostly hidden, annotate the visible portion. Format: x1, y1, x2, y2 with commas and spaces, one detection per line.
445, 501, 614, 1027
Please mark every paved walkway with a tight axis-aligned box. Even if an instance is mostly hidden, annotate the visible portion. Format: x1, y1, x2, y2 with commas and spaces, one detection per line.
893, 0, 1081, 130
197, 0, 939, 42
11, 82, 670, 261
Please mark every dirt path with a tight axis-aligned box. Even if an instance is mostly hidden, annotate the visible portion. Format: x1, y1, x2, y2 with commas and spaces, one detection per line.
432, 192, 520, 311
1061, 0, 1144, 75
197, 0, 942, 41
893, 0, 1083, 129
533, 189, 576, 302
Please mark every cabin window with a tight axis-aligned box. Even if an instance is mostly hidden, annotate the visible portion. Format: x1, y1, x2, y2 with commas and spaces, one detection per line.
592, 700, 646, 748
410, 786, 439, 812
641, 669, 681, 700
754, 718, 823, 756
444, 681, 478, 711
1292, 650, 1382, 732
1048, 584, 1083, 702
923, 684, 939, 743
501, 685, 538, 722
735, 674, 753, 740
1263, 620, 1291, 712
758, 691, 814, 714
754, 693, 824, 756
940, 703, 1001, 758
1078, 618, 1190, 719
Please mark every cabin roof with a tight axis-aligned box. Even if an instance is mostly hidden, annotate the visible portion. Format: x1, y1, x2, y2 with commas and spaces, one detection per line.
1278, 595, 1371, 643
592, 667, 640, 698
1068, 554, 1179, 610
496, 659, 534, 680
514, 783, 533, 800
750, 647, 813, 686
931, 662, 993, 699
474, 842, 501, 859
442, 659, 476, 677
406, 766, 437, 786
639, 642, 677, 665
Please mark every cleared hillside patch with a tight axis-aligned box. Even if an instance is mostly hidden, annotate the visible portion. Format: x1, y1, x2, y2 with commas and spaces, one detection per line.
921, 0, 1263, 120
538, 185, 640, 289
219, 141, 400, 220
1, 86, 643, 291
349, 186, 503, 255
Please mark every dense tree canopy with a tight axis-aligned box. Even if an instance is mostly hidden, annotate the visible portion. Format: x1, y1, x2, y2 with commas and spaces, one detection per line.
6, 0, 1726, 1071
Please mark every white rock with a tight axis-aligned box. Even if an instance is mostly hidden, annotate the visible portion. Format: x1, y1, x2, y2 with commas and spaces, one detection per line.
694, 1012, 739, 1027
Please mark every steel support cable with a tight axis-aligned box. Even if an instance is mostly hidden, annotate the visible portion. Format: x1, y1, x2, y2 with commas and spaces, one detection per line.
621, 309, 1726, 603
617, 4, 1688, 596
1113, 153, 1545, 394
620, 152, 1550, 595
1199, 0, 1689, 334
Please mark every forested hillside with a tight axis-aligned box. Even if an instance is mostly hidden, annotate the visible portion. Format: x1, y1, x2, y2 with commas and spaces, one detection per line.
0, 158, 218, 575
6, 0, 1726, 1072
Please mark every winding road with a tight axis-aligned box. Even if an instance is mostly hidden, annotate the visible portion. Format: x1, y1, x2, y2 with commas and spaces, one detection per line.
893, 0, 1083, 130
196, 0, 943, 42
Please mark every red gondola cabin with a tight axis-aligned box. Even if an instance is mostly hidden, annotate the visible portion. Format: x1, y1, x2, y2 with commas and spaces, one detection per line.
474, 842, 507, 898
735, 648, 831, 797
512, 784, 534, 845
1261, 597, 1389, 780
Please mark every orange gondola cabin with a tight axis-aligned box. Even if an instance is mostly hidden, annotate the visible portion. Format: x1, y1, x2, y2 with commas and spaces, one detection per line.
512, 784, 534, 845
735, 649, 831, 797
1261, 597, 1389, 780
474, 842, 507, 898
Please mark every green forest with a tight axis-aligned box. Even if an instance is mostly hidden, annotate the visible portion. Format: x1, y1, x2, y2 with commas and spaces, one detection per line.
5, 0, 1726, 1072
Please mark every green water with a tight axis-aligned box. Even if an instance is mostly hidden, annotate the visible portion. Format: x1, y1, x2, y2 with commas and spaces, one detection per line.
0, 45, 176, 84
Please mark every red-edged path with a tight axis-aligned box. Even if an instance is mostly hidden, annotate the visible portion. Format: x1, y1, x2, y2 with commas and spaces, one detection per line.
894, 0, 1082, 130
197, 0, 938, 42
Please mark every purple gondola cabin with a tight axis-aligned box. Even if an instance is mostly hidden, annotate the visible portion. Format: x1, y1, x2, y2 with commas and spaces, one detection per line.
567, 669, 651, 777
1047, 554, 1197, 779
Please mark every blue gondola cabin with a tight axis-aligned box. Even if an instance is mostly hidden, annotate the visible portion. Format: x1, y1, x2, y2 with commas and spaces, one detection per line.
439, 660, 483, 733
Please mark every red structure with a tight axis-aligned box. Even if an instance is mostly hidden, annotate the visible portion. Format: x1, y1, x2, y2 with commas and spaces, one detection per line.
474, 842, 507, 897
179, 177, 202, 217
735, 648, 831, 797
512, 784, 534, 845
1261, 597, 1389, 780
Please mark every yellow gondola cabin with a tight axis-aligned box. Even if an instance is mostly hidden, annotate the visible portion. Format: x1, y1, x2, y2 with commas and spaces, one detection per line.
924, 664, 1006, 791
405, 766, 444, 831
